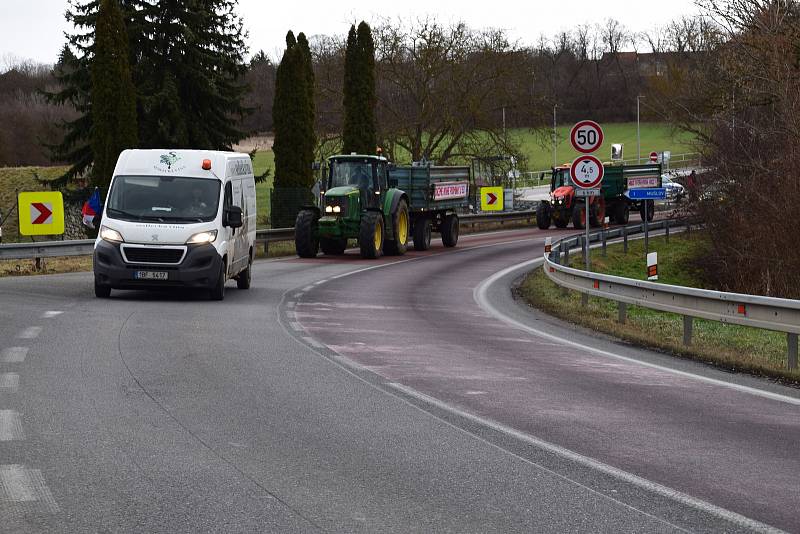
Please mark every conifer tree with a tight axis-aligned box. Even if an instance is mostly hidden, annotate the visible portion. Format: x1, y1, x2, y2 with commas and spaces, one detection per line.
271, 31, 316, 228
47, 0, 249, 183
342, 21, 376, 155
90, 0, 137, 188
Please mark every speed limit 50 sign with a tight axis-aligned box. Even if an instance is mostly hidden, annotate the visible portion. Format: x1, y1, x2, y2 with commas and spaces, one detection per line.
570, 155, 604, 189
570, 120, 604, 154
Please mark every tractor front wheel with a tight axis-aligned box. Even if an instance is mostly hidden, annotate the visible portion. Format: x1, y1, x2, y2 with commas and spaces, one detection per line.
536, 202, 552, 230
384, 200, 409, 256
295, 210, 320, 258
359, 211, 384, 259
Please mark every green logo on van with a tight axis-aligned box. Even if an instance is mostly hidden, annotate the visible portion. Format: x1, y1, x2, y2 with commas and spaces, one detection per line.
160, 151, 181, 169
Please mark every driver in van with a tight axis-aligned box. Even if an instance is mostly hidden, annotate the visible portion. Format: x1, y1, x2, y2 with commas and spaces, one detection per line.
189, 185, 208, 210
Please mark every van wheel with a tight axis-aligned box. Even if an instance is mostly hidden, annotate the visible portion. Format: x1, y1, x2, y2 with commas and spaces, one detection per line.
94, 278, 111, 298
236, 256, 252, 289
210, 262, 226, 300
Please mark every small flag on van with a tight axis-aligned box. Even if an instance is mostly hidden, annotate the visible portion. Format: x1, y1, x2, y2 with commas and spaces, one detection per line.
82, 188, 102, 229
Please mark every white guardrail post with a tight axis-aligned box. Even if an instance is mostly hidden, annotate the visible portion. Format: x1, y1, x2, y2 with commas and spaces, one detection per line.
545, 220, 800, 370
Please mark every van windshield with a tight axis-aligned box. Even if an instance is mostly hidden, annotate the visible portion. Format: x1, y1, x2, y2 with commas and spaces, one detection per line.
107, 176, 221, 223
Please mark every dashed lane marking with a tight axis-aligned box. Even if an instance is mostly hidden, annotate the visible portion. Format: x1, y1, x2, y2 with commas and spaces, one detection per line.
290, 322, 304, 332
302, 286, 315, 292
0, 465, 60, 513
0, 374, 19, 393
17, 327, 41, 340
41, 311, 63, 319
0, 348, 28, 364
0, 410, 25, 441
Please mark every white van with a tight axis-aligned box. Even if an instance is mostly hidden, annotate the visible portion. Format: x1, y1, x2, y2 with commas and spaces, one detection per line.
93, 149, 257, 300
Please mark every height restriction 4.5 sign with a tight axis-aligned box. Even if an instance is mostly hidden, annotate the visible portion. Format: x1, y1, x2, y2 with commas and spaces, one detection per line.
570, 155, 605, 189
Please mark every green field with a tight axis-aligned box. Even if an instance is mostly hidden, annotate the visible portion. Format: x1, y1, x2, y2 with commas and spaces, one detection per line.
517, 232, 799, 382
0, 122, 697, 231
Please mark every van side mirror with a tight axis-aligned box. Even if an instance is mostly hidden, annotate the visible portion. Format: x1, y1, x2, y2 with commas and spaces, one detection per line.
224, 206, 243, 228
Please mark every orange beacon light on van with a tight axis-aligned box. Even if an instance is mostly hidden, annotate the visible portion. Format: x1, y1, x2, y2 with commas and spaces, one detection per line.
202, 159, 212, 170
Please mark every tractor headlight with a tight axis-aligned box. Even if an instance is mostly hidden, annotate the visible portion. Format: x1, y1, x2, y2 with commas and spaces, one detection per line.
325, 205, 333, 213
100, 226, 124, 243
186, 230, 218, 244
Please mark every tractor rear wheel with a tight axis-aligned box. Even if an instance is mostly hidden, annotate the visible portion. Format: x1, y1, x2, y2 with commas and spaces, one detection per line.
589, 197, 606, 228
413, 218, 432, 251
295, 210, 319, 258
359, 211, 384, 259
384, 200, 409, 256
553, 210, 569, 228
320, 238, 347, 255
441, 214, 459, 247
639, 200, 655, 222
536, 202, 552, 229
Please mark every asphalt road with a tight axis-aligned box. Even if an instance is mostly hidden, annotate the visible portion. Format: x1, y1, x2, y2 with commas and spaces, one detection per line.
0, 227, 797, 532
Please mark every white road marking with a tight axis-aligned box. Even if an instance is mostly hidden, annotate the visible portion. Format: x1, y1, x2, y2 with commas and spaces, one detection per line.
41, 311, 63, 319
388, 382, 780, 534
302, 285, 315, 292
284, 311, 296, 320
0, 373, 19, 392
314, 280, 327, 285
302, 337, 324, 349
286, 301, 296, 309
1, 348, 28, 363
0, 410, 25, 441
17, 327, 41, 340
290, 322, 304, 332
0, 465, 60, 512
474, 258, 800, 407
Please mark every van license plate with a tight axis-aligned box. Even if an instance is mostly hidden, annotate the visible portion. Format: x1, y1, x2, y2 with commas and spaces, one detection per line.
134, 271, 168, 281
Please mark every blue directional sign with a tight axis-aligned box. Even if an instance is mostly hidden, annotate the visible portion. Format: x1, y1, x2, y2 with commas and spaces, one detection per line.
627, 188, 666, 200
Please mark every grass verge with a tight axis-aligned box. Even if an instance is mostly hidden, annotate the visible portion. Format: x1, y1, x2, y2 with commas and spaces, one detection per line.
516, 231, 800, 384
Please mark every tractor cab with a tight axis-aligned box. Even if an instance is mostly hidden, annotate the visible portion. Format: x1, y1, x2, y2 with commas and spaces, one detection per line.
323, 155, 389, 213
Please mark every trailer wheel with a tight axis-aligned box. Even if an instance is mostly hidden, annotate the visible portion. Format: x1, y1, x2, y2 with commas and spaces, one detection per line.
639, 200, 655, 222
616, 202, 630, 224
571, 205, 586, 229
536, 202, 552, 230
384, 200, 409, 256
359, 211, 384, 259
441, 214, 459, 247
320, 238, 347, 255
295, 209, 319, 258
413, 218, 432, 251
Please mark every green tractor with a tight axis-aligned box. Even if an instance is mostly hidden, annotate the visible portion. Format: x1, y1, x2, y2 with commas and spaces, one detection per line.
295, 154, 410, 259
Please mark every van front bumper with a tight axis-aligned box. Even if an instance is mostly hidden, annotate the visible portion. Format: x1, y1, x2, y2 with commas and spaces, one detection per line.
93, 240, 222, 290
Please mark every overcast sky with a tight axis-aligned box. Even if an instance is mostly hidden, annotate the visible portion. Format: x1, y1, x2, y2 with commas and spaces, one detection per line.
0, 0, 701, 67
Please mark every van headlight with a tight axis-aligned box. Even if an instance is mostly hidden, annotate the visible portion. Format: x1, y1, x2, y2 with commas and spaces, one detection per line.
100, 226, 124, 243
186, 230, 218, 244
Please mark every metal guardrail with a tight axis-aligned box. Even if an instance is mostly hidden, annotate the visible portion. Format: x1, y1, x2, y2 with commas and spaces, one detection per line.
543, 220, 800, 369
0, 210, 537, 261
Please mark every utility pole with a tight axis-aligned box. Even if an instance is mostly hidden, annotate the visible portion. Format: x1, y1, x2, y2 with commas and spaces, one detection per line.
637, 95, 644, 164
552, 104, 558, 168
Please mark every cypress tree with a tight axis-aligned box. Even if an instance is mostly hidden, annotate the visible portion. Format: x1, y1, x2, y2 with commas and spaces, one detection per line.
47, 0, 250, 183
271, 31, 316, 228
91, 0, 137, 188
342, 21, 376, 155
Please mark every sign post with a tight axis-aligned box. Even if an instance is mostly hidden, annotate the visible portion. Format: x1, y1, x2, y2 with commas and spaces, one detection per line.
569, 119, 605, 274
628, 188, 666, 254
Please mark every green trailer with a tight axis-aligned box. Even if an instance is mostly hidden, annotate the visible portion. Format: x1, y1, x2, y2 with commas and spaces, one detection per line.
294, 155, 471, 259
536, 163, 662, 230
388, 164, 470, 250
